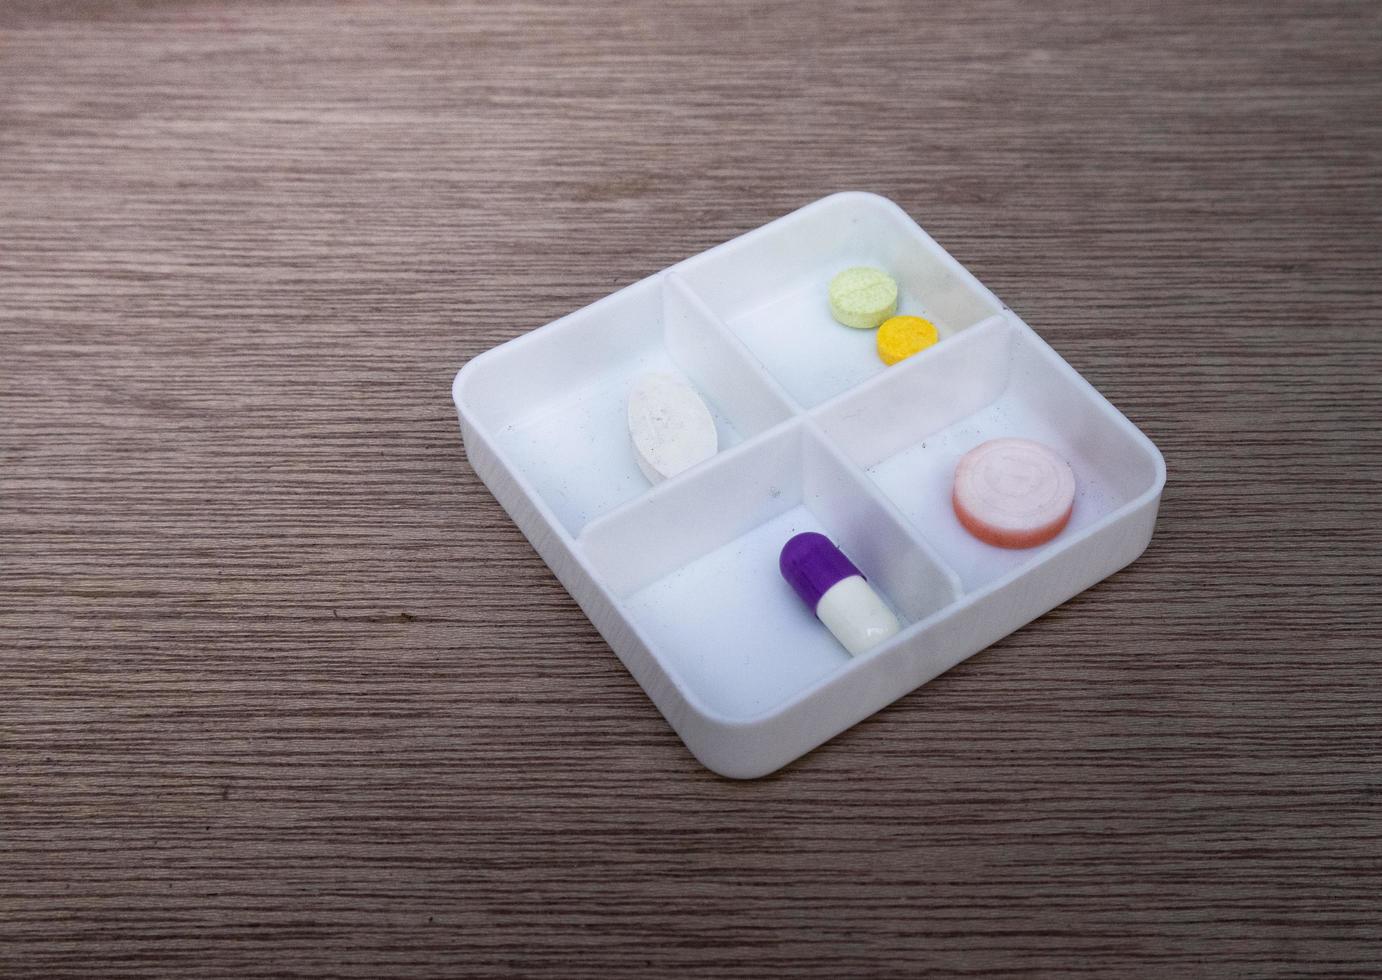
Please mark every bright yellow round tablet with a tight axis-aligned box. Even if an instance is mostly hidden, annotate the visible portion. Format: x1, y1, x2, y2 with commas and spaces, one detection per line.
876, 315, 939, 365
828, 267, 898, 329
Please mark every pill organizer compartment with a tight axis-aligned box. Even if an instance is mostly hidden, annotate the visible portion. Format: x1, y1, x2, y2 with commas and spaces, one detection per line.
676, 192, 1001, 409
813, 314, 1164, 592
457, 274, 795, 535
578, 423, 957, 722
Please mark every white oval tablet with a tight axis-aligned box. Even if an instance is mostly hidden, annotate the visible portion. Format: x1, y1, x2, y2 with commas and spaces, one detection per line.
628, 372, 718, 484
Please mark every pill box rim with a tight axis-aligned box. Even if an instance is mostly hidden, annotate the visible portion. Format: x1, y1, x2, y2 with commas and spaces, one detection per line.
450, 191, 1168, 764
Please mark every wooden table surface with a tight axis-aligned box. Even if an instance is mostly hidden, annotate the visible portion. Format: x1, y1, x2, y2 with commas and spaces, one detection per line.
3, 1, 1380, 976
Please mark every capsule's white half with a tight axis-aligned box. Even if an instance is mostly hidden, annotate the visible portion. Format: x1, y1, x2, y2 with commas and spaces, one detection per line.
814, 575, 902, 657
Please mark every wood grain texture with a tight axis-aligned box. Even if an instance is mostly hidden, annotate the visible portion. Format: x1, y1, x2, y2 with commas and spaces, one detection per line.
2, 1, 1380, 976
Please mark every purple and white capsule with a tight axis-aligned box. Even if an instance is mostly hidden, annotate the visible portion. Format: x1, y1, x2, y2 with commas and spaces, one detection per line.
779, 532, 901, 657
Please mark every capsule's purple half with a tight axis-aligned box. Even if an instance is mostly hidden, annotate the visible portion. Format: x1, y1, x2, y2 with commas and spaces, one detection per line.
779, 532, 862, 614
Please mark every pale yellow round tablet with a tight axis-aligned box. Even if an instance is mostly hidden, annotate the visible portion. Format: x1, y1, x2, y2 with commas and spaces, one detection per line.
828, 267, 898, 329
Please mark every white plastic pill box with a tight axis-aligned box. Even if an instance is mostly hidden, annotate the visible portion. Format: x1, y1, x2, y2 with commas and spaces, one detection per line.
452, 192, 1165, 778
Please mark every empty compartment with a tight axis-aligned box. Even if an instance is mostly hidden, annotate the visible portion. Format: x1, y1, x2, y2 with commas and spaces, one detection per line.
578, 424, 958, 722
453, 273, 795, 535
675, 191, 1001, 409
814, 315, 1163, 592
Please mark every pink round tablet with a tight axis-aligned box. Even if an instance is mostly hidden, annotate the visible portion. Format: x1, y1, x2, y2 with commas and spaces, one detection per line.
952, 438, 1076, 549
